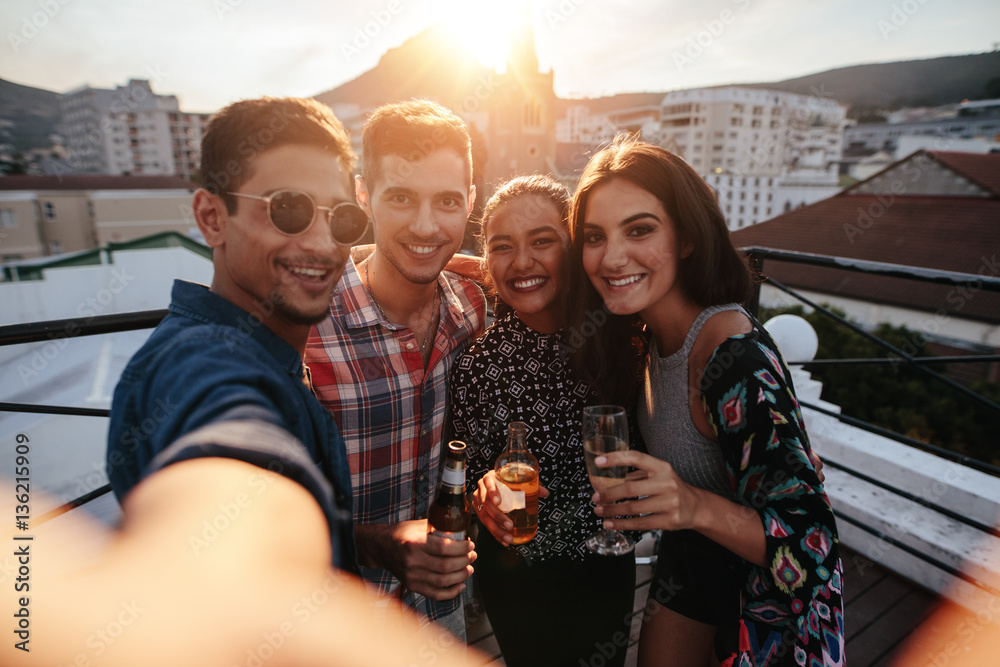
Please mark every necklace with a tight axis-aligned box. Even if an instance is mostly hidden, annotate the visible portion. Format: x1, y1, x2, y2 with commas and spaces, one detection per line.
365, 258, 440, 354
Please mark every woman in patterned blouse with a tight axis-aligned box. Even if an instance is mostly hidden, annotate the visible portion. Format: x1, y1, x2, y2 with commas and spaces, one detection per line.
567, 136, 845, 667
450, 175, 637, 667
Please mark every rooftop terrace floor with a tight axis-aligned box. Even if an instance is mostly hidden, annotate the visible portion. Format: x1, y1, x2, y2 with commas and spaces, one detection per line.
466, 537, 940, 666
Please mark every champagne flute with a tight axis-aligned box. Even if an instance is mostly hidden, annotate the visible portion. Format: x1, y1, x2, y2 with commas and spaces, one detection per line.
582, 405, 635, 556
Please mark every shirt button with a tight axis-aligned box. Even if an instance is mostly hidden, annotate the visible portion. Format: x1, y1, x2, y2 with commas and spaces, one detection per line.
406, 342, 414, 350
418, 474, 426, 482
421, 428, 428, 436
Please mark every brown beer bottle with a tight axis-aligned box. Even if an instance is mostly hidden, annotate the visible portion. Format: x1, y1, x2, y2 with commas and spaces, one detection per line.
494, 421, 539, 544
428, 440, 471, 540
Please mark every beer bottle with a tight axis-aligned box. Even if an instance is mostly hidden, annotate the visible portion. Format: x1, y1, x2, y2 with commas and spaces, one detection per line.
428, 440, 471, 540
494, 421, 539, 544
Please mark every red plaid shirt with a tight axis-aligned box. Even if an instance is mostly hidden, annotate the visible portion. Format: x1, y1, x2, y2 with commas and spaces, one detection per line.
305, 258, 486, 621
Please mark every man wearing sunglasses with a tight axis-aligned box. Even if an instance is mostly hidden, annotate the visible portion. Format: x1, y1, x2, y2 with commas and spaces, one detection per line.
306, 100, 487, 637
106, 97, 363, 573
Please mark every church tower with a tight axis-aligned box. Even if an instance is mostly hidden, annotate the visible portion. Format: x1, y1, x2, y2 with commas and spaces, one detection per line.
486, 0, 557, 188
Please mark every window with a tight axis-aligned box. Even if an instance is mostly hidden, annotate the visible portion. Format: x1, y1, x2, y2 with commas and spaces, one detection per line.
43, 202, 56, 220
49, 240, 63, 255
0, 209, 16, 228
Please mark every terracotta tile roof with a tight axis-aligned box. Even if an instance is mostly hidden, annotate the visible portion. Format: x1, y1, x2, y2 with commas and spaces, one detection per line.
928, 151, 1000, 196
732, 195, 1000, 324
0, 175, 195, 191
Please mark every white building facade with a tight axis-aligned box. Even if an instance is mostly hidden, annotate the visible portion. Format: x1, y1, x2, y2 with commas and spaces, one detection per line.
556, 87, 848, 230
60, 79, 211, 178
662, 87, 846, 230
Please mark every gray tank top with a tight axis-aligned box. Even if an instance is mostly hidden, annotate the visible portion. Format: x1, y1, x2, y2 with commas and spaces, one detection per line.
637, 303, 744, 498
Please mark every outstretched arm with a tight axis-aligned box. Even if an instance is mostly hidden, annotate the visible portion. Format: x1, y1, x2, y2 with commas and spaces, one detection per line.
3, 457, 477, 667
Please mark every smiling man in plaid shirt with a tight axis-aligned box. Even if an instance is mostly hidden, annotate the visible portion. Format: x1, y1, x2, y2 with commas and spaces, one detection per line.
305, 100, 486, 638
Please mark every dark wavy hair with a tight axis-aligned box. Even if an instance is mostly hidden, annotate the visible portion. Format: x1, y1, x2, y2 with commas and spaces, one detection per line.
567, 135, 753, 406
478, 174, 570, 318
200, 97, 355, 214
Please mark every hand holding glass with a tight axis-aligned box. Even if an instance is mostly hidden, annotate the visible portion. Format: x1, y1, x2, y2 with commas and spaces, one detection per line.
582, 405, 635, 556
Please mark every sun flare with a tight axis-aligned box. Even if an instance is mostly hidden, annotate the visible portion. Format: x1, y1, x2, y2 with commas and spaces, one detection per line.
440, 0, 530, 71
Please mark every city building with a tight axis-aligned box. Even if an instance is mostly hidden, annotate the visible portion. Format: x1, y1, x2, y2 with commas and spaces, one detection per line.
484, 13, 557, 186
0, 175, 197, 261
555, 86, 848, 230
60, 79, 210, 179
844, 98, 1000, 158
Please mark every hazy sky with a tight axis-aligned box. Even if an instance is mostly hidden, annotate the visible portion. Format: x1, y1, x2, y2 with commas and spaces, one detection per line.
2, 0, 998, 112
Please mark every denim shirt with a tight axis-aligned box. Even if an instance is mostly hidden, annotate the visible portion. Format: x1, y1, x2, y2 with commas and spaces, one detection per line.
106, 280, 357, 571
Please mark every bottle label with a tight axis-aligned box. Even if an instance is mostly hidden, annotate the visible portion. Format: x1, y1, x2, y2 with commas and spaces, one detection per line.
497, 482, 525, 511
430, 529, 466, 541
441, 467, 465, 487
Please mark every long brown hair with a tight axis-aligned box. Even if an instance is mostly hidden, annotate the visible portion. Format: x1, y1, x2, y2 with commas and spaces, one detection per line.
567, 135, 752, 405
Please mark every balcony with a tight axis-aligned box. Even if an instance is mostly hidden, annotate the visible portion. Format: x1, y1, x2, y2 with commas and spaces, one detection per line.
0, 242, 997, 665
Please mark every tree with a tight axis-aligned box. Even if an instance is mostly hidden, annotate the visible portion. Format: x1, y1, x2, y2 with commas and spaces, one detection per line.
759, 305, 1000, 467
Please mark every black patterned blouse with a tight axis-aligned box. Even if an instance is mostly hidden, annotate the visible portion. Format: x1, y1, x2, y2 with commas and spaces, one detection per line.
449, 309, 605, 563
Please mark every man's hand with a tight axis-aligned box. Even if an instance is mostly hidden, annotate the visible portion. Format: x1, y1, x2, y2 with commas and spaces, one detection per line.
356, 520, 476, 601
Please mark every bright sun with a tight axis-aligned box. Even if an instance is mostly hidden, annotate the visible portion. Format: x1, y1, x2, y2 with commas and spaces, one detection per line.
441, 0, 529, 71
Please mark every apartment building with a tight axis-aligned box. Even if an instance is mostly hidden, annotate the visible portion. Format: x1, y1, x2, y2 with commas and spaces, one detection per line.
60, 79, 210, 178
845, 99, 1000, 154
0, 175, 196, 262
661, 87, 846, 229
556, 87, 848, 230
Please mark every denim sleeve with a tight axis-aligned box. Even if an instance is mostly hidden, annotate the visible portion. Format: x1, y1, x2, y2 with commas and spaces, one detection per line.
107, 332, 290, 501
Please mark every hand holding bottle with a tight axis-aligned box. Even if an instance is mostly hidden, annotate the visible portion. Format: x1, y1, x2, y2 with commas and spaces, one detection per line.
473, 470, 549, 545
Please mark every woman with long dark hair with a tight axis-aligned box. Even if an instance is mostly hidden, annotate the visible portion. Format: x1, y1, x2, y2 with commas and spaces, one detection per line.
568, 136, 844, 667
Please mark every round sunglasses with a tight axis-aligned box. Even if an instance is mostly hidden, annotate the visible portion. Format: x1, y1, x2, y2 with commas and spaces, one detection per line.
228, 190, 369, 245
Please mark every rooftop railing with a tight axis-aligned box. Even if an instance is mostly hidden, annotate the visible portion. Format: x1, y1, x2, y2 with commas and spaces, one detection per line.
1, 248, 998, 597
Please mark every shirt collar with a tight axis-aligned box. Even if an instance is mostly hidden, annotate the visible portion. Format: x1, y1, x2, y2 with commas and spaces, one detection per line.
167, 279, 304, 376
